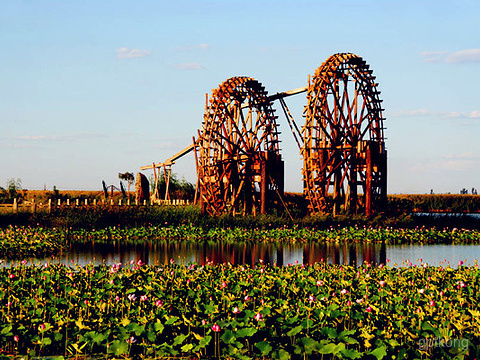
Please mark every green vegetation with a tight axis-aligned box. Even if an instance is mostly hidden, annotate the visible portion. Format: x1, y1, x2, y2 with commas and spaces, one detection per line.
0, 178, 23, 204
150, 171, 196, 201
2, 225, 480, 260
388, 194, 480, 214
0, 226, 68, 259
1, 261, 478, 359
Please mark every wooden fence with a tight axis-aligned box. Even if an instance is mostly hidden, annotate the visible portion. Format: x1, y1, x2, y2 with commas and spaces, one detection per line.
0, 198, 191, 214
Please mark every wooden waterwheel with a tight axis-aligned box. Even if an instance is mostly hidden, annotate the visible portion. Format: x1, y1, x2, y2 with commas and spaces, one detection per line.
196, 76, 284, 216
302, 53, 387, 216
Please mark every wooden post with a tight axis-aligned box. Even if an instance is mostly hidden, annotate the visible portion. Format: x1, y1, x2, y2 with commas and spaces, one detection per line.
67, 198, 70, 206
350, 151, 357, 215
57, 199, 61, 206
93, 198, 97, 206
365, 145, 372, 217
13, 198, 18, 214
152, 163, 159, 200
48, 199, 52, 213
260, 158, 267, 215
76, 199, 79, 206
163, 164, 171, 201
85, 199, 88, 206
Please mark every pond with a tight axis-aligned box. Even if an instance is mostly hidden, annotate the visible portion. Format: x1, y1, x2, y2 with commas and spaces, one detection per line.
10, 240, 480, 268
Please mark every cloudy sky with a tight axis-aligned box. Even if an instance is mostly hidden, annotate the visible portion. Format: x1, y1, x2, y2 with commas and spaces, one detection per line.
1, 0, 479, 194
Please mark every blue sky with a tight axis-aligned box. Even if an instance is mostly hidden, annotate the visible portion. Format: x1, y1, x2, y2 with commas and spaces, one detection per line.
1, 0, 479, 194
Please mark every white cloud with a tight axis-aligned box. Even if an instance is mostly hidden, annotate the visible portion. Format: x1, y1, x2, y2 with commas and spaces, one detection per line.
446, 49, 480, 63
420, 51, 448, 63
176, 43, 211, 51
16, 133, 107, 142
389, 109, 480, 120
421, 49, 480, 63
411, 153, 478, 173
174, 62, 206, 71
469, 110, 480, 118
116, 47, 151, 59
18, 135, 58, 140
445, 152, 475, 160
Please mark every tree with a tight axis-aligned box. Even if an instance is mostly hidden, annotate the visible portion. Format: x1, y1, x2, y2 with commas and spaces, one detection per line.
149, 171, 195, 201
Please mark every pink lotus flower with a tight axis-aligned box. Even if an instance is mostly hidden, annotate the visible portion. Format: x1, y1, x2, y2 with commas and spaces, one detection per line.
440, 291, 444, 297
244, 295, 251, 301
341, 289, 348, 295
316, 280, 324, 286
418, 288, 425, 294
211, 324, 220, 332
233, 306, 240, 314
8, 274, 14, 279
379, 280, 386, 287
221, 281, 227, 288
155, 300, 163, 307
126, 336, 136, 344
429, 300, 436, 307
115, 296, 120, 302
39, 324, 46, 331
140, 295, 148, 302
365, 306, 372, 313
356, 298, 363, 304
347, 300, 352, 306
13, 335, 19, 342
254, 313, 263, 321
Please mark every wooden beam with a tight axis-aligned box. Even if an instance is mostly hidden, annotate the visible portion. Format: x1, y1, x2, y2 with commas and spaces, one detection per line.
140, 143, 196, 170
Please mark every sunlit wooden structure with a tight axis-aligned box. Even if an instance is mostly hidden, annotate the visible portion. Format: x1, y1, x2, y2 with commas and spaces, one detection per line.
196, 77, 284, 216
140, 53, 387, 217
302, 53, 387, 216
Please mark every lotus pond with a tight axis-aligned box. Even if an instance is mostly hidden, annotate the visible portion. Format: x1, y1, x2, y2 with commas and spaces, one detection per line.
1, 260, 479, 359
1, 225, 480, 359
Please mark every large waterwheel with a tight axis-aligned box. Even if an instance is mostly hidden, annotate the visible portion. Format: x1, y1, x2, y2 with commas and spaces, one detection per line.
302, 53, 387, 216
196, 77, 284, 216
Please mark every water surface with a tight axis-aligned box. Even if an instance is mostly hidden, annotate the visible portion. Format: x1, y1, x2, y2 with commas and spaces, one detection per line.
12, 240, 480, 268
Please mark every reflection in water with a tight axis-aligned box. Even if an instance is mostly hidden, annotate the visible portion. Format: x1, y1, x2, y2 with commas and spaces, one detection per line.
24, 240, 387, 268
